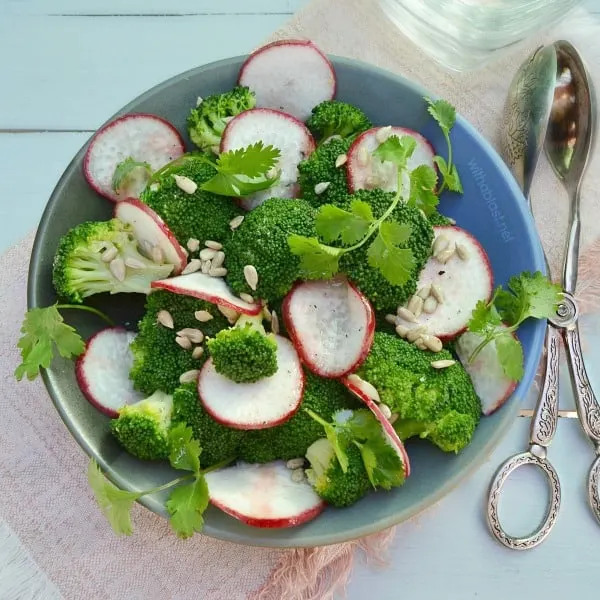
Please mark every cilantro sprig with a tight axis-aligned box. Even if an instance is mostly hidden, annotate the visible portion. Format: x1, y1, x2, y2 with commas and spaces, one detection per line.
89, 424, 233, 539
288, 135, 421, 285
425, 97, 463, 194
15, 304, 114, 382
466, 271, 562, 381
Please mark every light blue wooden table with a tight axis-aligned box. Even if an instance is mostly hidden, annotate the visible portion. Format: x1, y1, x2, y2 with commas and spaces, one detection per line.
2, 1, 599, 598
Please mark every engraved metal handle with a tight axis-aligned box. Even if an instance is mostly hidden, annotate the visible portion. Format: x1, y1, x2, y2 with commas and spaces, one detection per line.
487, 451, 561, 550
588, 454, 600, 525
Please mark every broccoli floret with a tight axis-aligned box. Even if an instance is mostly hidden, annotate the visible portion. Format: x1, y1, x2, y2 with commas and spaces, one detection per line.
297, 137, 352, 208
206, 314, 277, 383
305, 438, 372, 508
171, 383, 243, 467
238, 371, 360, 463
110, 391, 173, 461
187, 86, 256, 152
306, 100, 372, 143
129, 290, 229, 396
140, 153, 243, 249
224, 197, 317, 303
356, 332, 481, 453
338, 189, 434, 312
52, 219, 174, 304
428, 210, 454, 227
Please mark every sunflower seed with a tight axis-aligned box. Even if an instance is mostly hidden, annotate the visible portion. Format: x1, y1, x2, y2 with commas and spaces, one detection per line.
205, 240, 222, 251
432, 234, 450, 256
157, 310, 174, 329
335, 154, 348, 168
175, 336, 192, 350
192, 346, 205, 360
407, 326, 427, 342
423, 335, 443, 353
211, 251, 225, 268
291, 468, 306, 483
179, 369, 200, 384
357, 147, 370, 167
101, 245, 119, 263
173, 174, 198, 195
262, 305, 272, 322
182, 259, 202, 275
395, 324, 410, 338
187, 238, 200, 252
218, 305, 239, 322
238, 293, 253, 304
431, 359, 456, 369
286, 458, 305, 470
244, 265, 259, 291
229, 215, 245, 230
200, 248, 217, 261
125, 257, 146, 270
271, 310, 280, 335
431, 284, 445, 304
417, 284, 432, 299
423, 296, 438, 314
407, 295, 424, 318
385, 314, 399, 325
195, 310, 213, 322
201, 260, 211, 274
456, 243, 469, 261
314, 181, 331, 195
149, 182, 160, 192
375, 125, 393, 143
397, 307, 418, 323
151, 245, 164, 264
436, 245, 455, 264
379, 403, 392, 419
177, 328, 204, 344
209, 267, 227, 278
109, 258, 126, 282
415, 338, 428, 351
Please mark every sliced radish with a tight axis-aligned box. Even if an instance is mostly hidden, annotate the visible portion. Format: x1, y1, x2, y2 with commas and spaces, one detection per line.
282, 277, 375, 378
115, 197, 187, 275
198, 336, 304, 430
83, 113, 184, 202
238, 40, 336, 123
75, 327, 144, 418
220, 108, 316, 210
347, 127, 435, 194
205, 461, 325, 528
407, 226, 493, 341
341, 374, 411, 478
151, 271, 262, 316
455, 328, 518, 416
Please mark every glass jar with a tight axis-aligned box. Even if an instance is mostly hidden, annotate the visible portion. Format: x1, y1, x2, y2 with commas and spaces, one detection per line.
378, 0, 583, 72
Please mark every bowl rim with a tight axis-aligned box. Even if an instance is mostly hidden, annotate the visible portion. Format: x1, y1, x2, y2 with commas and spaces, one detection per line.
28, 53, 547, 548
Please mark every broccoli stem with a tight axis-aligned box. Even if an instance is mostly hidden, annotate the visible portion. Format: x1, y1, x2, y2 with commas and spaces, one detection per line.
55, 304, 115, 326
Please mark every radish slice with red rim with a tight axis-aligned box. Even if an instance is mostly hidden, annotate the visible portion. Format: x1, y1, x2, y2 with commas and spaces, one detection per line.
151, 271, 262, 316
205, 460, 325, 528
115, 197, 187, 275
282, 277, 375, 378
75, 327, 144, 418
198, 336, 304, 430
83, 113, 184, 202
455, 328, 518, 416
342, 374, 411, 477
238, 39, 336, 122
220, 108, 315, 210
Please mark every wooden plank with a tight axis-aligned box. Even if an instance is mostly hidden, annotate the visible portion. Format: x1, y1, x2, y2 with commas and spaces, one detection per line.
2, 0, 305, 16
0, 14, 290, 130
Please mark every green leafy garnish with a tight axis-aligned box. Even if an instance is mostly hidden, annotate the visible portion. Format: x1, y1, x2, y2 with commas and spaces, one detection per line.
373, 135, 416, 168
166, 477, 210, 539
366, 222, 413, 286
305, 409, 350, 472
408, 164, 439, 216
354, 435, 405, 490
315, 200, 374, 245
111, 157, 153, 195
425, 97, 463, 194
287, 235, 341, 280
15, 303, 113, 382
168, 423, 202, 476
466, 271, 562, 381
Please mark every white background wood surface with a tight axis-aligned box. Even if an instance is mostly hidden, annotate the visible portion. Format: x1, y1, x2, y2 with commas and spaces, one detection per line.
2, 1, 600, 598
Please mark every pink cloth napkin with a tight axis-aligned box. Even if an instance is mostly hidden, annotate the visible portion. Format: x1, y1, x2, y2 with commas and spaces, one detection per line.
2, 1, 600, 598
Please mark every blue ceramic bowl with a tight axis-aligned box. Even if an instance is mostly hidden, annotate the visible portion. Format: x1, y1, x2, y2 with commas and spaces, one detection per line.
29, 55, 546, 548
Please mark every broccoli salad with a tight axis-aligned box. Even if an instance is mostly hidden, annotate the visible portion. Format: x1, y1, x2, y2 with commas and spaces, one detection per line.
15, 39, 561, 539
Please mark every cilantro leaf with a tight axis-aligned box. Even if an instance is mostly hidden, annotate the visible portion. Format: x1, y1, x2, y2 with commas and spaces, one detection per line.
467, 299, 502, 336
315, 201, 373, 245
495, 333, 524, 381
15, 305, 85, 381
408, 165, 439, 215
425, 98, 456, 136
168, 424, 201, 476
433, 156, 463, 194
367, 223, 414, 286
288, 235, 341, 280
347, 409, 381, 440
166, 477, 209, 539
306, 409, 349, 472
373, 135, 417, 170
88, 459, 139, 536
111, 157, 152, 195
356, 437, 405, 491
